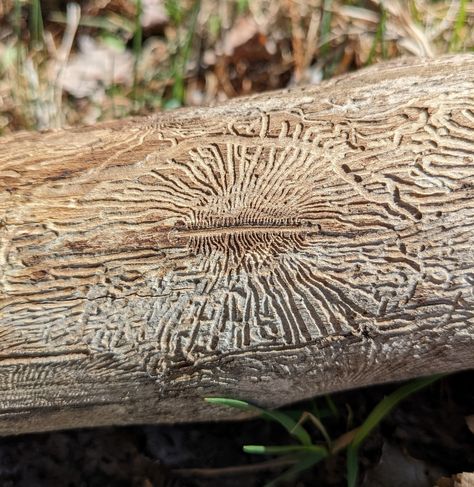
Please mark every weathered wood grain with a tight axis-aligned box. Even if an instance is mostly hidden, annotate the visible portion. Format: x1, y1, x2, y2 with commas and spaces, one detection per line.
1, 54, 474, 435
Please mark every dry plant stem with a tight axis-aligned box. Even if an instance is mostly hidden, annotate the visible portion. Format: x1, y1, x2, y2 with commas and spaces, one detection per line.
53, 2, 81, 125
0, 54, 474, 435
286, 0, 305, 82
173, 457, 297, 477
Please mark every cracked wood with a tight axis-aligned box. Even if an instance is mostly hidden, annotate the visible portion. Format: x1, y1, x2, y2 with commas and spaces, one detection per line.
0, 54, 474, 435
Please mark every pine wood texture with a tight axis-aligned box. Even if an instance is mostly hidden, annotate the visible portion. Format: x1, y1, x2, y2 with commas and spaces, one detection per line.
1, 54, 474, 435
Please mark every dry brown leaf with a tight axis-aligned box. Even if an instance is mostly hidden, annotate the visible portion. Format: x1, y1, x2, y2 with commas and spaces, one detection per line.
141, 0, 168, 30
222, 16, 260, 56
436, 472, 474, 487
60, 35, 133, 98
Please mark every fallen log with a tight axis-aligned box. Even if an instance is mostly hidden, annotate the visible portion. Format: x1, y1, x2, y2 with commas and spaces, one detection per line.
1, 54, 473, 435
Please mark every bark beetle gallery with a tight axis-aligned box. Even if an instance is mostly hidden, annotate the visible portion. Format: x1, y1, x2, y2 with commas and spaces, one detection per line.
0, 54, 473, 435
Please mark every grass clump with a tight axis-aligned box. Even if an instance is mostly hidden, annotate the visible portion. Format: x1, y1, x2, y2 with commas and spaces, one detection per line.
206, 374, 443, 487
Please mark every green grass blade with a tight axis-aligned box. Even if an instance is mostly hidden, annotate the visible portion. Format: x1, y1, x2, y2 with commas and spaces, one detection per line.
352, 375, 442, 449
237, 0, 249, 14
319, 0, 332, 61
204, 397, 312, 446
346, 444, 358, 487
450, 0, 467, 52
367, 4, 387, 65
171, 0, 200, 104
165, 0, 182, 24
132, 0, 143, 107
325, 394, 339, 418
259, 409, 312, 446
204, 397, 252, 411
265, 451, 327, 487
243, 444, 328, 456
133, 0, 143, 62
30, 0, 44, 47
346, 374, 443, 487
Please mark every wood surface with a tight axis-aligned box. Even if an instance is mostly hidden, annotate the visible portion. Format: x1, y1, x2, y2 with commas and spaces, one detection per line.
1, 54, 474, 435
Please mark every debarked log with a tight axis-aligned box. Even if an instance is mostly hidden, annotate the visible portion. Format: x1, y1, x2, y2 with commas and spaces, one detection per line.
1, 54, 474, 435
